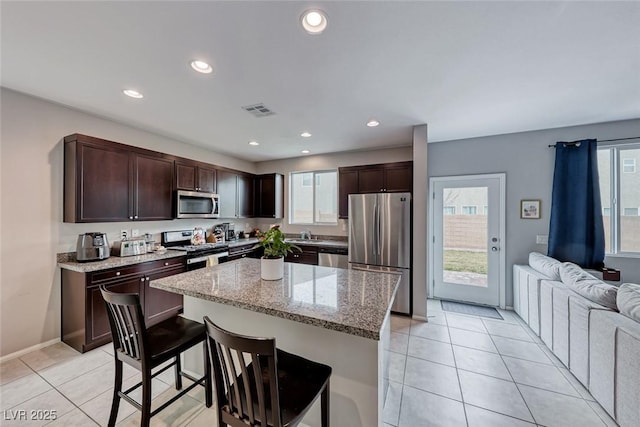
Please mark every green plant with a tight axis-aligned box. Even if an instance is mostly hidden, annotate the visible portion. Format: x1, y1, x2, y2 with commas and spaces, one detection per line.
254, 225, 300, 259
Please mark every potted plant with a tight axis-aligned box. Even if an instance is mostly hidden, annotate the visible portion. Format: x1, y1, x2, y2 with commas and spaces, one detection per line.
254, 225, 300, 280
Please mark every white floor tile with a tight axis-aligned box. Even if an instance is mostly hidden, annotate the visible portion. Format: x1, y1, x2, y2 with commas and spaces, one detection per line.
426, 311, 448, 326
38, 349, 112, 387
446, 314, 487, 333
410, 321, 450, 343
19, 342, 80, 372
453, 346, 511, 380
389, 352, 406, 383
482, 319, 533, 341
117, 386, 204, 427
407, 335, 455, 367
383, 381, 402, 426
404, 357, 461, 401
558, 366, 594, 400
0, 373, 52, 411
518, 384, 606, 427
427, 299, 444, 313
587, 399, 618, 427
449, 328, 497, 353
504, 356, 581, 397
47, 408, 99, 426
492, 336, 552, 364
0, 358, 33, 386
458, 370, 534, 422
496, 309, 523, 325
390, 332, 409, 354
2, 389, 75, 427
465, 404, 536, 427
390, 315, 412, 335
182, 406, 215, 427
398, 386, 466, 427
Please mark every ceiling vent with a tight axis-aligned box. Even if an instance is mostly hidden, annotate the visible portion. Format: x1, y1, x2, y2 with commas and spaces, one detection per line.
242, 103, 275, 117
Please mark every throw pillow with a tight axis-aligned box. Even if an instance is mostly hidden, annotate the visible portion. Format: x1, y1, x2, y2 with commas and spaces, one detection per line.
560, 262, 618, 310
529, 252, 562, 281
617, 283, 640, 323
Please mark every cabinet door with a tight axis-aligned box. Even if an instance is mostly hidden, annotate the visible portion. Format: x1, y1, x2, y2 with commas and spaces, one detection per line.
198, 166, 217, 193
217, 170, 238, 218
237, 174, 254, 218
338, 169, 358, 219
285, 246, 318, 265
144, 266, 185, 326
384, 163, 412, 192
358, 167, 385, 193
176, 162, 196, 191
255, 174, 284, 218
74, 142, 131, 222
88, 277, 143, 347
134, 154, 174, 220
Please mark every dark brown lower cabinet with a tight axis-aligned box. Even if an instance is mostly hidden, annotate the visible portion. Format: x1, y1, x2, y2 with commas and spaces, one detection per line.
285, 245, 319, 265
61, 257, 186, 353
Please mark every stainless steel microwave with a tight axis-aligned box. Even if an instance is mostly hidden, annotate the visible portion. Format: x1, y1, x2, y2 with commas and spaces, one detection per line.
176, 190, 220, 218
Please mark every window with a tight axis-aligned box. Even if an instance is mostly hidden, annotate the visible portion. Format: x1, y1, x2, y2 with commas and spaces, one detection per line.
623, 158, 636, 173
443, 206, 456, 215
598, 144, 640, 254
462, 205, 477, 215
483, 206, 488, 215
290, 170, 337, 224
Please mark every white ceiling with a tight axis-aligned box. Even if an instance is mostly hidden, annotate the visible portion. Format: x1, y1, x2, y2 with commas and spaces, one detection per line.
2, 1, 639, 162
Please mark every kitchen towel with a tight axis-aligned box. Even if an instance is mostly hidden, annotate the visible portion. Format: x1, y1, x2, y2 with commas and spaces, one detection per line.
206, 255, 219, 267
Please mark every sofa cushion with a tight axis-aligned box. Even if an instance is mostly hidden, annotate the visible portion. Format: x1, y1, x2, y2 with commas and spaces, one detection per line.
529, 252, 562, 281
617, 283, 640, 322
560, 263, 618, 310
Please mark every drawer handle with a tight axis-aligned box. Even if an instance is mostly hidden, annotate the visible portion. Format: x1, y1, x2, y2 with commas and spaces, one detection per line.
115, 272, 121, 276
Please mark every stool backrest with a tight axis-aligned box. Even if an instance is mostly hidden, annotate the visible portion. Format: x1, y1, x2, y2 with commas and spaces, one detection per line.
100, 286, 148, 363
203, 316, 281, 427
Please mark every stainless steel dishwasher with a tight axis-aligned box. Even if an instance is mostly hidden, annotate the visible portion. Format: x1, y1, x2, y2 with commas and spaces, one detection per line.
318, 246, 349, 268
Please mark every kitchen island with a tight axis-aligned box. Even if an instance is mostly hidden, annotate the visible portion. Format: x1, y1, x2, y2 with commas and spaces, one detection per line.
151, 258, 400, 427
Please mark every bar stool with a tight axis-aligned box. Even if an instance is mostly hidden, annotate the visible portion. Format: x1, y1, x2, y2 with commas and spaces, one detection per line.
100, 286, 212, 427
203, 316, 331, 427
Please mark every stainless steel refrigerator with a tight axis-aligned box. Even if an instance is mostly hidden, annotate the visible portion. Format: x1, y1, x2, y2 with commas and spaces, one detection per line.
348, 192, 411, 314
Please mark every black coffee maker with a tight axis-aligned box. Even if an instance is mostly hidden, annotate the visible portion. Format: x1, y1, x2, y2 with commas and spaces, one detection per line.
225, 223, 236, 241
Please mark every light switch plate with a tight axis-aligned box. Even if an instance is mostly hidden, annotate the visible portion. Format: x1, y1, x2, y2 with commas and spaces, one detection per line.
536, 234, 548, 244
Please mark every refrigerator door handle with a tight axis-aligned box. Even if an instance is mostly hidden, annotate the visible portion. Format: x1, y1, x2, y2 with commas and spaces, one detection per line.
375, 197, 381, 257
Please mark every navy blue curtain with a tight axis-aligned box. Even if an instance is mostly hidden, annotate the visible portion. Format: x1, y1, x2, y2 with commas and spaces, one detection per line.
548, 139, 605, 269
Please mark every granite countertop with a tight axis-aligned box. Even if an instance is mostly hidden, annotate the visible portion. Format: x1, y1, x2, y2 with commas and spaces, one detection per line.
227, 238, 260, 247
57, 250, 186, 273
151, 258, 398, 340
284, 239, 348, 249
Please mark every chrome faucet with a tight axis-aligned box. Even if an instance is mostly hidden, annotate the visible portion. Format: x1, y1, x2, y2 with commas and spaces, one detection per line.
300, 230, 312, 240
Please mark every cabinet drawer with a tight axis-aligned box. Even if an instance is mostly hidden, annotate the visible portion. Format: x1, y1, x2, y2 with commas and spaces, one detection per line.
286, 250, 318, 265
90, 257, 185, 284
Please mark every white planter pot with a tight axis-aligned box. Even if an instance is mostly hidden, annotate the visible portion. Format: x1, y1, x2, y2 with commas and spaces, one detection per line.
261, 257, 284, 281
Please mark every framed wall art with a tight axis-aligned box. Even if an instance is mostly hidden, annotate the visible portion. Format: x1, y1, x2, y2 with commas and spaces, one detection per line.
521, 199, 541, 219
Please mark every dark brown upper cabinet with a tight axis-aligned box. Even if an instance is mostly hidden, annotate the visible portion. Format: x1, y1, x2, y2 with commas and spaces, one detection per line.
175, 160, 216, 193
217, 170, 254, 219
337, 161, 413, 219
254, 173, 284, 218
64, 134, 174, 222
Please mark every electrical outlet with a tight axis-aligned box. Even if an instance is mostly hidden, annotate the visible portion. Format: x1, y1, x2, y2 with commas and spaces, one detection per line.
131, 229, 140, 238
536, 234, 548, 244
120, 229, 128, 240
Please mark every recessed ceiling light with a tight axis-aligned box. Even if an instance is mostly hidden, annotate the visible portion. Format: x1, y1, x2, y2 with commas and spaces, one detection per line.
123, 89, 143, 99
301, 149, 310, 154
190, 60, 213, 74
301, 9, 328, 34
367, 119, 380, 127
301, 132, 312, 138
248, 141, 259, 146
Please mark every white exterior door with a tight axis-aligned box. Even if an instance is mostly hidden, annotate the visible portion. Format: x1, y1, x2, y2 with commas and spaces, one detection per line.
430, 174, 506, 307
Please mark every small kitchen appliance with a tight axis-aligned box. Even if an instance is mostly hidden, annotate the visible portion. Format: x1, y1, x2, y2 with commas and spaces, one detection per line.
76, 232, 110, 262
112, 239, 147, 257
162, 230, 229, 270
226, 223, 236, 241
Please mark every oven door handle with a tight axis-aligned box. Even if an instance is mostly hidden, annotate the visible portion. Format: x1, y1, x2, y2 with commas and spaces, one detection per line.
187, 251, 229, 264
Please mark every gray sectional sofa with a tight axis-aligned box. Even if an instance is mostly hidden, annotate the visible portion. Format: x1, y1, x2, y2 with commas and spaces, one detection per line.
513, 253, 640, 427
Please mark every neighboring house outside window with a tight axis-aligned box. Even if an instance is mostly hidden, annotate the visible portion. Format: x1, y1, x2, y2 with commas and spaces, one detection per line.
462, 206, 477, 215
443, 206, 456, 215
290, 170, 337, 224
598, 144, 640, 254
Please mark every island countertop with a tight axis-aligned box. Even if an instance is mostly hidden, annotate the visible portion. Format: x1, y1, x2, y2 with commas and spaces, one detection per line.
151, 258, 399, 340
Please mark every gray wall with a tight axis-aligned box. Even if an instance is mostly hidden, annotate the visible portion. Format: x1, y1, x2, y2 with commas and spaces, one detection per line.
428, 118, 640, 307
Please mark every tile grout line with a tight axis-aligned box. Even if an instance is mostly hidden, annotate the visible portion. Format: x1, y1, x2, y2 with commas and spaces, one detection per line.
444, 310, 471, 427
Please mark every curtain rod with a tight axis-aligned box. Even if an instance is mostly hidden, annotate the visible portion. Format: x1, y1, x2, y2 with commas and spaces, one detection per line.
548, 136, 640, 148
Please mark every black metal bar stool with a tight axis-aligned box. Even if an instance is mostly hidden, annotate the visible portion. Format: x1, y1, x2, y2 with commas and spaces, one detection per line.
100, 286, 212, 427
203, 316, 331, 427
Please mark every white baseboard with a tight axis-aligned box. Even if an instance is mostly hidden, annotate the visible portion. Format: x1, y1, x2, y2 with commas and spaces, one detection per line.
0, 338, 61, 363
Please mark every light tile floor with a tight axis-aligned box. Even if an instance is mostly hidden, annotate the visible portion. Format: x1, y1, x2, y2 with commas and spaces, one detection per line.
0, 299, 619, 426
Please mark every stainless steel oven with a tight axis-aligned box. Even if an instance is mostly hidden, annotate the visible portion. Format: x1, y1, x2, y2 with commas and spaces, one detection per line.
175, 190, 220, 219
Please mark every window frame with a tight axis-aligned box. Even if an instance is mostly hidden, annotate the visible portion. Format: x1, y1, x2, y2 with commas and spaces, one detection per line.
289, 169, 338, 225
598, 142, 640, 256
622, 158, 636, 173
